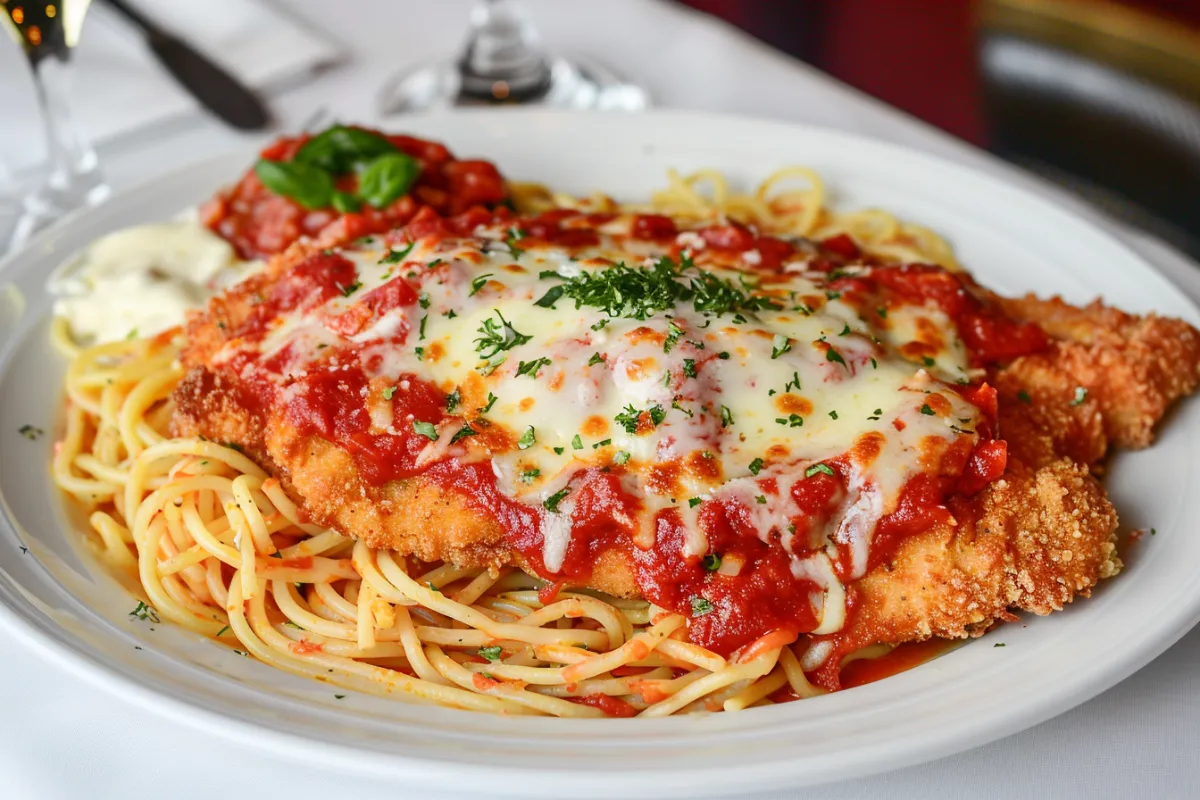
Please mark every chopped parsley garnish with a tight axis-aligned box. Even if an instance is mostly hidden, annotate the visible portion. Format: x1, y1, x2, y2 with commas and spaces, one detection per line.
590, 319, 609, 331
592, 438, 612, 449
776, 414, 804, 427
426, 258, 443, 269
755, 495, 767, 505
18, 424, 44, 441
418, 292, 431, 309
613, 450, 632, 465
445, 388, 461, 413
688, 497, 703, 508
614, 403, 665, 434
571, 434, 584, 450
868, 407, 883, 421
534, 253, 779, 321
418, 315, 427, 340
588, 352, 605, 367
415, 346, 425, 361
828, 409, 838, 420
515, 357, 551, 378
443, 309, 458, 319
334, 694, 347, 699
720, 405, 734, 428
839, 323, 851, 336
469, 273, 493, 296
1017, 389, 1032, 404
475, 309, 532, 358
129, 601, 159, 623
517, 426, 536, 450
216, 626, 230, 637
1071, 386, 1088, 406
826, 290, 842, 301
702, 554, 722, 572
476, 354, 506, 376
876, 306, 888, 318
379, 241, 415, 264
690, 596, 714, 617
428, 582, 441, 593
544, 487, 571, 513
919, 403, 935, 416
922, 356, 936, 367
381, 386, 397, 401
784, 372, 802, 393
450, 424, 478, 445
520, 468, 540, 484
664, 320, 684, 353
412, 420, 439, 441
771, 334, 792, 359
340, 281, 362, 297
825, 348, 846, 366
479, 392, 499, 413
682, 358, 697, 378
748, 457, 765, 475
553, 446, 565, 455
993, 643, 1006, 648
504, 226, 525, 259
805, 463, 835, 478
478, 645, 503, 662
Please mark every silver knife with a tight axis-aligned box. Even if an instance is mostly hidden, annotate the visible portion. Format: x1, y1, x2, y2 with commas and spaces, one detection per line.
100, 0, 271, 131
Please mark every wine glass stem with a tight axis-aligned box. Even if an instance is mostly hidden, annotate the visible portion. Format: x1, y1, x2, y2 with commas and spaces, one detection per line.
25, 49, 107, 218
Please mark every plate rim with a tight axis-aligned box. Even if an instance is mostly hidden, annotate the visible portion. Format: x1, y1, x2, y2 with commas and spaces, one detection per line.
2, 107, 1199, 797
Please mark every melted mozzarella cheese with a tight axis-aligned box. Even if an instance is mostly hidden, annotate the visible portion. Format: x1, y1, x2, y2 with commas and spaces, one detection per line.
224, 224, 986, 636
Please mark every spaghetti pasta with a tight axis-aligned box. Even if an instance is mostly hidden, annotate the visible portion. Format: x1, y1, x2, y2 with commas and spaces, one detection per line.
49, 163, 979, 717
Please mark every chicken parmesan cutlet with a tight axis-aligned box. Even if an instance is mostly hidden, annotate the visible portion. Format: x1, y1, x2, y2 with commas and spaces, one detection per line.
173, 132, 1200, 691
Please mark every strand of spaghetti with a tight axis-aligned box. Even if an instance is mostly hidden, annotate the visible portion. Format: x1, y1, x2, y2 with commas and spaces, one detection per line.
356, 578, 378, 650
273, 622, 409, 660
227, 579, 528, 713
135, 514, 223, 634
517, 596, 627, 649
778, 643, 824, 699
272, 582, 383, 642
53, 405, 116, 500
451, 567, 507, 606
231, 475, 275, 555
311, 581, 362, 622
724, 664, 790, 712
393, 605, 454, 685
561, 614, 686, 684
638, 649, 780, 718
372, 547, 609, 649
655, 638, 726, 673
736, 628, 799, 664
49, 316, 82, 358
116, 365, 179, 457
231, 503, 257, 600
424, 644, 603, 718
531, 667, 674, 698
259, 478, 326, 535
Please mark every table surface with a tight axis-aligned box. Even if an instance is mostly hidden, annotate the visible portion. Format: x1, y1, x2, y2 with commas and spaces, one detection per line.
3, 1, 1199, 798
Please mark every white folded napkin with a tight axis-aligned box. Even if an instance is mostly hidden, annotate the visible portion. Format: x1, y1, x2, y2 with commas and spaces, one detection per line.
0, 0, 342, 171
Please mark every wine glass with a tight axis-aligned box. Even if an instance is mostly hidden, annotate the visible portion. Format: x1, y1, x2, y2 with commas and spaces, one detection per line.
2, 0, 109, 252
378, 0, 649, 114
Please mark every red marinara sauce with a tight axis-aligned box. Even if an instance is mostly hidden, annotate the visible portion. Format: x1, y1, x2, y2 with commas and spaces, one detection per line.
201, 130, 509, 260
218, 213, 1047, 659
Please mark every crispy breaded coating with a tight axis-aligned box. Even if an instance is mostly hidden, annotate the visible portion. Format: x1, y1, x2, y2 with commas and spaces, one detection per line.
995, 294, 1200, 448
175, 255, 1199, 661
821, 458, 1120, 667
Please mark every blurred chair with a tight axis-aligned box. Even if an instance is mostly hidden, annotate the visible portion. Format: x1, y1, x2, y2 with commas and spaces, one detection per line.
978, 0, 1200, 258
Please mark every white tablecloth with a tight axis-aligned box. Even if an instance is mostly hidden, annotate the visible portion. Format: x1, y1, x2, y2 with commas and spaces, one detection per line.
4, 1, 1199, 797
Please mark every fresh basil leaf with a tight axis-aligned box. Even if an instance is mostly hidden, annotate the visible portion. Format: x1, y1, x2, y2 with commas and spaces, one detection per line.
294, 125, 396, 173
254, 159, 334, 209
357, 152, 421, 209
331, 190, 361, 213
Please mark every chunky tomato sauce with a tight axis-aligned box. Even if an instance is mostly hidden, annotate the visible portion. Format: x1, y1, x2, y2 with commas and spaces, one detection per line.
200, 155, 1049, 661
201, 130, 508, 260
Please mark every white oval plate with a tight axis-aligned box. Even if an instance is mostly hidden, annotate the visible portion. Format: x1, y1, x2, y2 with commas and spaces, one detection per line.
1, 110, 1199, 798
